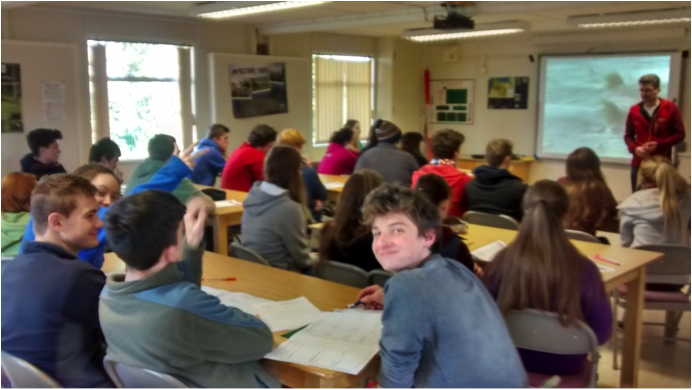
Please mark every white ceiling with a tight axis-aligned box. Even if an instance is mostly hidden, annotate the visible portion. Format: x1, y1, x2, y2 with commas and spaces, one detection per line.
10, 1, 692, 37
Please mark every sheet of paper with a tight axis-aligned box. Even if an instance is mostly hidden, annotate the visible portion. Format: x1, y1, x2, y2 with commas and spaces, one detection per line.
324, 182, 344, 189
301, 312, 383, 345
214, 199, 241, 208
201, 286, 273, 315
264, 333, 379, 375
471, 240, 507, 262
252, 297, 322, 332
42, 82, 66, 121
597, 264, 614, 273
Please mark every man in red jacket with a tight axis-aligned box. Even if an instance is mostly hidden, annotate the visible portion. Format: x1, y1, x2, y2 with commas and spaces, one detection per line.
624, 74, 686, 191
221, 124, 276, 192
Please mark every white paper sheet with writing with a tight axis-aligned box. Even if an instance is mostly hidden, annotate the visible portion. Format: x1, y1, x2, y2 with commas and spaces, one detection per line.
323, 182, 344, 189
264, 312, 382, 375
214, 199, 242, 208
471, 240, 507, 262
201, 286, 272, 316
252, 297, 322, 332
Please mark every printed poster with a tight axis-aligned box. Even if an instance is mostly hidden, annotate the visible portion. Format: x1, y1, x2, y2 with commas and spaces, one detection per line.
430, 79, 474, 124
229, 62, 288, 118
488, 77, 529, 109
1, 63, 23, 133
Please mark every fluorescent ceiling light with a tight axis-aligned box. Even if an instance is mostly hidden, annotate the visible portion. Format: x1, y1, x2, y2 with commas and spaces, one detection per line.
403, 21, 529, 42
568, 8, 690, 28
190, 1, 328, 19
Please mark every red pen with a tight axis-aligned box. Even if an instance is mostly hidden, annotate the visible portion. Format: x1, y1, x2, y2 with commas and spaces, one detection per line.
202, 277, 237, 281
594, 255, 620, 266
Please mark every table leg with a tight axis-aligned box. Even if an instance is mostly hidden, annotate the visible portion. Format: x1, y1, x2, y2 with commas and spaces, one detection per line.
620, 267, 645, 388
213, 215, 229, 256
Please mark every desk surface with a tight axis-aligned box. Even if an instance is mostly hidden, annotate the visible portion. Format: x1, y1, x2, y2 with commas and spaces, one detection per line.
195, 185, 247, 215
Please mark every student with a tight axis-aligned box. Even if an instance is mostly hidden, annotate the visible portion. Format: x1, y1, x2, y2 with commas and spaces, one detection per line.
1, 172, 36, 257
413, 173, 475, 273
277, 129, 328, 222
190, 123, 230, 186
20, 128, 67, 179
89, 137, 123, 182
357, 122, 380, 161
355, 184, 526, 388
354, 119, 419, 187
221, 124, 277, 192
100, 191, 278, 388
318, 128, 359, 175
619, 156, 690, 248
484, 180, 612, 376
318, 169, 383, 272
343, 119, 363, 150
559, 147, 617, 237
242, 146, 313, 272
1, 174, 112, 388
126, 134, 215, 212
412, 129, 471, 217
401, 131, 428, 168
465, 138, 527, 222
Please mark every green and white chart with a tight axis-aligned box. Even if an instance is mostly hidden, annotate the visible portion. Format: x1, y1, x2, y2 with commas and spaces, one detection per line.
430, 79, 474, 124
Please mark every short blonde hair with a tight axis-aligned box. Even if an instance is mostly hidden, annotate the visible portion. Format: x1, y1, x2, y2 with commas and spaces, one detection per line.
277, 129, 306, 150
486, 138, 513, 167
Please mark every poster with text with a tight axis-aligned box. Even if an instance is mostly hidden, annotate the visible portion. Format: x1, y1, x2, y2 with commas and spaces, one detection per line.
2, 63, 24, 133
229, 62, 287, 118
431, 79, 474, 124
487, 77, 529, 109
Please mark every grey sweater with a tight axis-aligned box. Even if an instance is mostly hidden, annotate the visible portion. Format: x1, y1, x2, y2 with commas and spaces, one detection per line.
618, 188, 691, 248
241, 182, 312, 272
355, 142, 419, 186
379, 254, 526, 388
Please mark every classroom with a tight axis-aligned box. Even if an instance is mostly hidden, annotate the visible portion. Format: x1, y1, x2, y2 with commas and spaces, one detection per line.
1, 1, 690, 388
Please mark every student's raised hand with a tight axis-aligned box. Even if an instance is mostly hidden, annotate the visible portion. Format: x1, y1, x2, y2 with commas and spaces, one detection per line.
184, 196, 208, 248
356, 285, 384, 310
179, 141, 210, 171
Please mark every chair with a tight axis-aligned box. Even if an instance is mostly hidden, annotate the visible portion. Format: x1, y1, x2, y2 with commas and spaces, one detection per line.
564, 230, 601, 243
0, 351, 61, 388
611, 244, 691, 369
442, 215, 463, 226
229, 243, 270, 266
462, 211, 520, 230
103, 356, 188, 388
367, 269, 393, 287
504, 309, 599, 388
315, 261, 369, 288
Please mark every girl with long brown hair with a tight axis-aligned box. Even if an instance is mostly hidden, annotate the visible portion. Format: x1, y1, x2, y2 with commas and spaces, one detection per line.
484, 180, 612, 376
1, 172, 37, 256
560, 147, 617, 237
241, 146, 313, 272
318, 169, 383, 271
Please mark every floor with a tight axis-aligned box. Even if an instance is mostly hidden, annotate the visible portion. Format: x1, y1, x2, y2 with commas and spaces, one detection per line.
596, 309, 690, 388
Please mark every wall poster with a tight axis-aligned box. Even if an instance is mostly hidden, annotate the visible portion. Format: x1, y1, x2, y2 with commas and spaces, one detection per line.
229, 62, 288, 119
2, 63, 23, 133
430, 79, 474, 124
487, 76, 529, 109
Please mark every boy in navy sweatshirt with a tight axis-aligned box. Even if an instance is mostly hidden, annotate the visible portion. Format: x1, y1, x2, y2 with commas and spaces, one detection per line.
1, 174, 112, 387
356, 184, 526, 388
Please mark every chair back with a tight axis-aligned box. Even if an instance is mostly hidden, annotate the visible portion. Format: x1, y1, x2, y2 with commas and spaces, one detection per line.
103, 356, 187, 388
504, 309, 598, 387
637, 244, 691, 286
0, 351, 61, 388
565, 229, 601, 243
229, 243, 271, 266
462, 211, 519, 230
367, 269, 393, 287
442, 215, 463, 226
315, 261, 369, 288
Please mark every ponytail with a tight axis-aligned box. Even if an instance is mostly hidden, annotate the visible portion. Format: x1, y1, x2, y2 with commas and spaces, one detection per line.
654, 161, 686, 239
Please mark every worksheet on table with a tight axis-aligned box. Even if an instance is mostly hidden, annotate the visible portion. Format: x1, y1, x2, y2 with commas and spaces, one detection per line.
252, 296, 322, 332
201, 286, 273, 316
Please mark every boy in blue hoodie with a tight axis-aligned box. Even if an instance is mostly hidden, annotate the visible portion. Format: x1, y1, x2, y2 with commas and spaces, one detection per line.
190, 124, 230, 186
356, 184, 526, 388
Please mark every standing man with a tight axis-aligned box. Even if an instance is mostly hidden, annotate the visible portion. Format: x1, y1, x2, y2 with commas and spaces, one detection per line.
625, 74, 686, 191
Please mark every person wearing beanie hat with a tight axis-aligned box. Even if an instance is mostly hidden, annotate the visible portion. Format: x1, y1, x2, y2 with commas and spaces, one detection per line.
354, 119, 420, 186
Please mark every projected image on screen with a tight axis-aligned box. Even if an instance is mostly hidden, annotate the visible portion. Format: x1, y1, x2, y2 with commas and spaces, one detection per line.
539, 54, 675, 161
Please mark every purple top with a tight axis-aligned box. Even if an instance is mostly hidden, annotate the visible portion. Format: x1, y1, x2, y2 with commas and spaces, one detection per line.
486, 256, 612, 375
318, 143, 358, 175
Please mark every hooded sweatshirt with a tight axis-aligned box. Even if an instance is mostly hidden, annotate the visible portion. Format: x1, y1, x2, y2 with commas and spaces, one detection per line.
465, 165, 527, 222
241, 182, 312, 272
318, 143, 358, 175
20, 153, 67, 180
618, 188, 691, 248
412, 164, 473, 218
189, 138, 226, 186
1, 212, 31, 257
125, 157, 210, 206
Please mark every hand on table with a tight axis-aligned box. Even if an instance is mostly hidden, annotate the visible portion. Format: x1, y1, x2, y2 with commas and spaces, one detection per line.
356, 285, 384, 310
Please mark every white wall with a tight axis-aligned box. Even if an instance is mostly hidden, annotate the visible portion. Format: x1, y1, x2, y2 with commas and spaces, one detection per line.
1, 6, 253, 181
423, 26, 692, 201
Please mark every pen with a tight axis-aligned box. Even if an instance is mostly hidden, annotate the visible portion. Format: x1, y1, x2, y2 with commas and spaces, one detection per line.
347, 301, 362, 309
593, 255, 620, 266
202, 277, 237, 281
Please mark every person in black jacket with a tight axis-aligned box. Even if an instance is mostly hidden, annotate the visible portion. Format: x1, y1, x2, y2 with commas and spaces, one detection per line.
20, 128, 67, 179
465, 139, 527, 222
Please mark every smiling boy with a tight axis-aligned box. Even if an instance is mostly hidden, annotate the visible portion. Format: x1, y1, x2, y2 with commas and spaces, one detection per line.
356, 183, 526, 388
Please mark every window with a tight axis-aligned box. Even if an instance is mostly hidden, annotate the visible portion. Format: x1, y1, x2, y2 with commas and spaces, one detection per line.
88, 40, 192, 160
312, 54, 373, 145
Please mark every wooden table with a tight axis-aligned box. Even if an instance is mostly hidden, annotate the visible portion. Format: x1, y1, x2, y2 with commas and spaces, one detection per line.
462, 224, 662, 388
195, 185, 247, 256
102, 252, 378, 388
318, 174, 349, 202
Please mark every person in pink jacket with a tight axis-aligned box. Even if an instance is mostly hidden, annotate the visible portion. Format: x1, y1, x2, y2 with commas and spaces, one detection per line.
318, 128, 359, 175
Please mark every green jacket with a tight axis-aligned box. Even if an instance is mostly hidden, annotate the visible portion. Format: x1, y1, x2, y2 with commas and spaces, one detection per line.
99, 246, 280, 388
1, 212, 30, 257
124, 158, 211, 205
